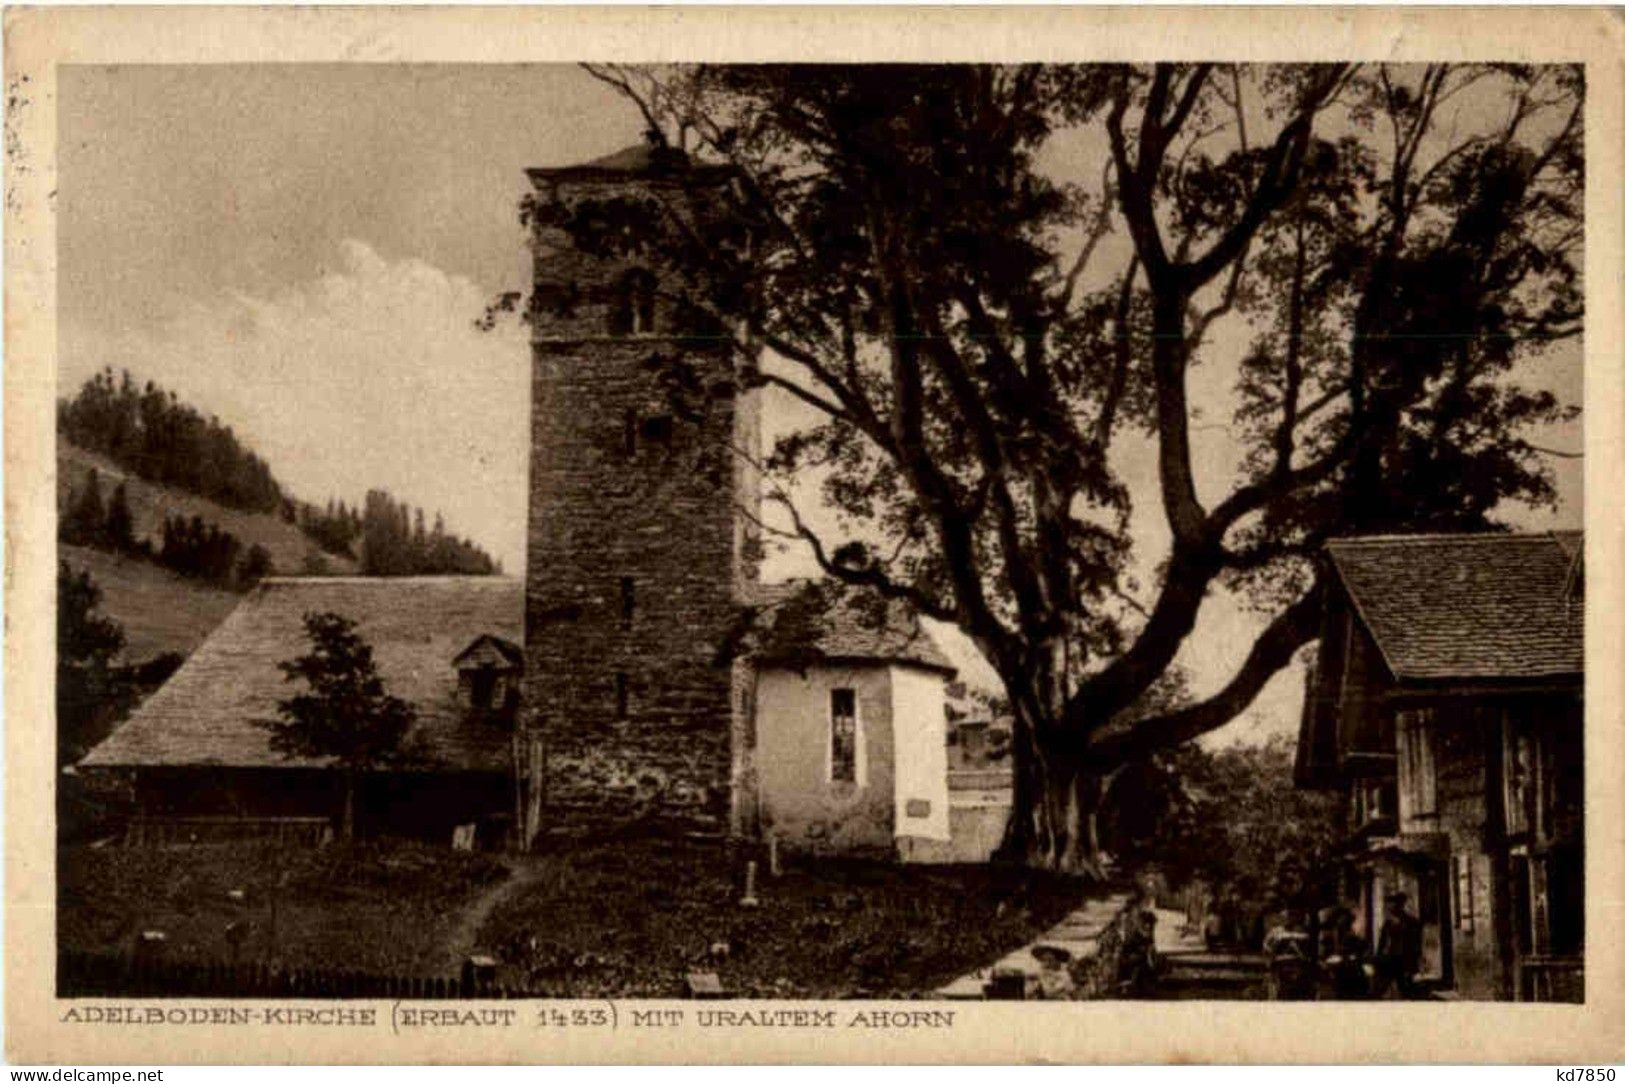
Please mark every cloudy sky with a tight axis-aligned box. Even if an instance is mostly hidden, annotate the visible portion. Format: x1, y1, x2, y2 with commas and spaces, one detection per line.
60, 65, 643, 572
59, 64, 1583, 744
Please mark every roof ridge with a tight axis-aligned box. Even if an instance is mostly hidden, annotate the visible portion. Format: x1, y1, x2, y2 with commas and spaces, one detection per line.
1326, 531, 1569, 546
261, 575, 519, 585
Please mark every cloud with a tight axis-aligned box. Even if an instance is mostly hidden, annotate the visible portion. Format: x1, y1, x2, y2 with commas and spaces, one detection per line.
61, 240, 531, 572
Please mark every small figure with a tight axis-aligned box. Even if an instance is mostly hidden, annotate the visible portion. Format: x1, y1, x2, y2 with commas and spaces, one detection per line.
1263, 908, 1316, 1001
1320, 905, 1371, 1000
1117, 907, 1161, 998
1374, 890, 1424, 999
1031, 944, 1075, 1000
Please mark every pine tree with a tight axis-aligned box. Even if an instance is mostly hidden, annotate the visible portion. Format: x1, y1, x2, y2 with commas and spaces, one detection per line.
237, 543, 274, 586
104, 483, 136, 554
57, 561, 126, 764
62, 469, 107, 548
261, 612, 420, 840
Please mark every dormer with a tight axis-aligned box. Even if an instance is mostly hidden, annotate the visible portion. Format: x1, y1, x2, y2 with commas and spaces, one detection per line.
453, 634, 524, 723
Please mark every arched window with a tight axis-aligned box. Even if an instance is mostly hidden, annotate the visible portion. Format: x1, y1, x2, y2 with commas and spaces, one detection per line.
611, 269, 657, 336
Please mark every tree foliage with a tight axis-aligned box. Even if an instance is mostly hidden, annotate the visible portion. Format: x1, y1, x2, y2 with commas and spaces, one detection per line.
61, 468, 109, 549
298, 498, 364, 559
1101, 735, 1342, 913
59, 464, 273, 590
158, 512, 243, 585
265, 612, 419, 769
59, 369, 502, 578
356, 489, 499, 576
512, 63, 1582, 870
57, 561, 126, 764
261, 612, 422, 839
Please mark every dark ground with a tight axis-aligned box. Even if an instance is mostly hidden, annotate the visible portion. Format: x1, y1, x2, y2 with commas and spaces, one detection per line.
58, 841, 509, 974
59, 835, 1085, 996
472, 835, 1083, 998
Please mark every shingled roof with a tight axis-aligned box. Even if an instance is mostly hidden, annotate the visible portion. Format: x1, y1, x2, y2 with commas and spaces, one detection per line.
741, 581, 957, 676
81, 577, 523, 772
1325, 532, 1583, 682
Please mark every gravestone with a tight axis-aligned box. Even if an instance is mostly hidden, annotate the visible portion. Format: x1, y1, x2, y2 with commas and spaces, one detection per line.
686, 971, 726, 999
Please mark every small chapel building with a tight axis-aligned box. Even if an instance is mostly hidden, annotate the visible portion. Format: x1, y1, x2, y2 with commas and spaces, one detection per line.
733, 583, 957, 857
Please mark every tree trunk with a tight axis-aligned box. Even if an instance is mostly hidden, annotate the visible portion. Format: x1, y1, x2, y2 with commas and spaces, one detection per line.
998, 709, 1112, 877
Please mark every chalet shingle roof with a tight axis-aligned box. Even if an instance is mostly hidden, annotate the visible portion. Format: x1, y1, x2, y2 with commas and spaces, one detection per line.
81, 577, 522, 772
741, 581, 957, 675
1325, 532, 1582, 682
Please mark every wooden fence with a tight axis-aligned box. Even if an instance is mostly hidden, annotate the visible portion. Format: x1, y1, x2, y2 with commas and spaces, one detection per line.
58, 951, 548, 1000
124, 816, 334, 848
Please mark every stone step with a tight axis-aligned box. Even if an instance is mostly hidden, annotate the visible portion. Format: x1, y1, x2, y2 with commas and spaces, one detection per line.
990, 948, 1043, 975
1161, 968, 1269, 985
937, 890, 1140, 1001
936, 975, 992, 999
1161, 952, 1269, 970
1033, 938, 1099, 958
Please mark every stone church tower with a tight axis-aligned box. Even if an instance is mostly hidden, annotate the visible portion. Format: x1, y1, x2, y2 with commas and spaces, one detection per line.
521, 142, 760, 835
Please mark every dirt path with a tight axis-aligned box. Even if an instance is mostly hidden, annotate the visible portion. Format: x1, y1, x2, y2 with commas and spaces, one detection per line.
435, 857, 546, 971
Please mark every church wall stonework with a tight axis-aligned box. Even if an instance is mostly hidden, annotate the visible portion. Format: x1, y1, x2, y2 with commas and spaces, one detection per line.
522, 161, 758, 834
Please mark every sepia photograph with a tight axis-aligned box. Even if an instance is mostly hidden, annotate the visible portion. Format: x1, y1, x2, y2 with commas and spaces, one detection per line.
6, 4, 1623, 1067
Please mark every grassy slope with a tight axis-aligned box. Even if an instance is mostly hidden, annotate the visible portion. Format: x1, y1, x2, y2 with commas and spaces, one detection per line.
58, 441, 357, 577
57, 544, 241, 664
58, 439, 360, 663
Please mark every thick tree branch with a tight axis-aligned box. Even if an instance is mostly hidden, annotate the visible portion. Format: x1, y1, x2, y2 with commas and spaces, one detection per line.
1209, 424, 1356, 535
1107, 74, 1171, 283
1186, 239, 1250, 351
863, 207, 1012, 657
763, 491, 955, 625
1272, 219, 1309, 479
1184, 113, 1312, 287
1082, 582, 1323, 766
912, 299, 1053, 640
1069, 544, 1223, 730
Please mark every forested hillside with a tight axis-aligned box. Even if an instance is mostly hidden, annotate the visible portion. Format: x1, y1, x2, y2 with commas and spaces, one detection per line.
58, 370, 502, 577
59, 368, 284, 514
58, 442, 352, 579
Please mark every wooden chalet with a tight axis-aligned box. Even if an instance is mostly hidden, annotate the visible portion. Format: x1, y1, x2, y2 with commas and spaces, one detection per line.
1296, 531, 1583, 1000
79, 577, 525, 849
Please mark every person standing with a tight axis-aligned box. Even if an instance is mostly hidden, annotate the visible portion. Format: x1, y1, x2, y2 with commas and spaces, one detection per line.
1375, 890, 1423, 998
1322, 906, 1371, 999
1263, 908, 1315, 1000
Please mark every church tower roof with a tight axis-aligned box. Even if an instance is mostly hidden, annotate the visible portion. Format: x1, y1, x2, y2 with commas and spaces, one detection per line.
527, 140, 730, 185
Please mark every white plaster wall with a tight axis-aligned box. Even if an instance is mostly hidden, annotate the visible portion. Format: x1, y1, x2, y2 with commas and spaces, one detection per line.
890, 665, 951, 843
754, 665, 894, 852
